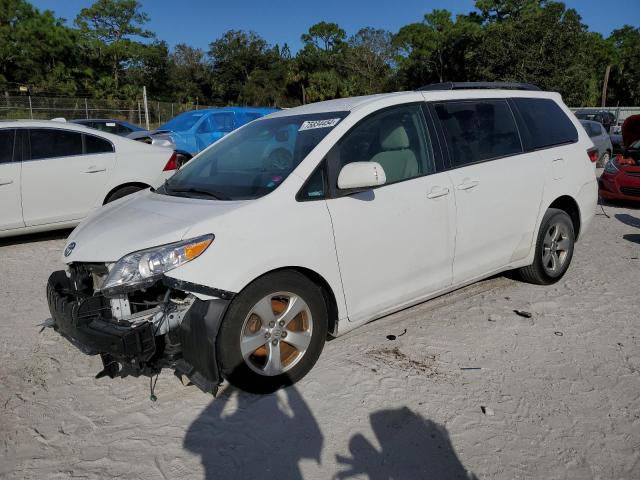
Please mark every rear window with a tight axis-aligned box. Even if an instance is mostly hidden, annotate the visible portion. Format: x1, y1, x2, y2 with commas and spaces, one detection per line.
0, 129, 15, 164
513, 98, 578, 150
434, 100, 522, 167
30, 129, 83, 160
84, 134, 114, 154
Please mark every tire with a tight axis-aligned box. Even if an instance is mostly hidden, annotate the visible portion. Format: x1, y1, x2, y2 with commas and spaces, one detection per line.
217, 270, 328, 394
517, 208, 575, 285
598, 150, 611, 168
105, 185, 144, 203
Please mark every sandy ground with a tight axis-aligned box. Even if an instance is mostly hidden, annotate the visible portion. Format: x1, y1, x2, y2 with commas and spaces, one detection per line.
1, 197, 639, 479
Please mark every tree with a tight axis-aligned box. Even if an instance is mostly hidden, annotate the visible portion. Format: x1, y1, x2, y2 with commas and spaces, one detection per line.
301, 21, 346, 51
345, 28, 394, 94
75, 0, 154, 91
0, 0, 81, 94
208, 30, 290, 105
607, 26, 640, 105
474, 1, 597, 105
393, 10, 482, 88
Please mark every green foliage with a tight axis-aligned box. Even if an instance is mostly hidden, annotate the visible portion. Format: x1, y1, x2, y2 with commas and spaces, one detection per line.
1, 0, 638, 107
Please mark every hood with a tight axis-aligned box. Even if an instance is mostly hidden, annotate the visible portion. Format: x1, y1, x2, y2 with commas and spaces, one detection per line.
622, 114, 640, 148
63, 190, 249, 263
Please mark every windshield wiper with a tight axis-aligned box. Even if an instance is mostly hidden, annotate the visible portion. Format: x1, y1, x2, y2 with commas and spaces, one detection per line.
165, 184, 229, 200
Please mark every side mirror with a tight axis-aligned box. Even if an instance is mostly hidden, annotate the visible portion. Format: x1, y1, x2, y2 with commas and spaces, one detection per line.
337, 162, 386, 190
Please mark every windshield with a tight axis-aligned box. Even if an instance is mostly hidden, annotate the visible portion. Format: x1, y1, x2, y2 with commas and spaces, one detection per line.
159, 110, 208, 132
161, 111, 348, 200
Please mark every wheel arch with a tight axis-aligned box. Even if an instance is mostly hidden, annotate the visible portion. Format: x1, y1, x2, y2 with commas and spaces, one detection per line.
547, 195, 581, 240
239, 266, 340, 338
103, 182, 151, 204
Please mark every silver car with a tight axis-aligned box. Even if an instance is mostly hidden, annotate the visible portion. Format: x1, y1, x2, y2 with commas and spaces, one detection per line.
580, 119, 613, 167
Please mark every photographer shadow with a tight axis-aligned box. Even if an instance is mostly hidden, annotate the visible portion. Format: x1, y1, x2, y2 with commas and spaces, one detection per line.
183, 385, 322, 479
335, 407, 477, 480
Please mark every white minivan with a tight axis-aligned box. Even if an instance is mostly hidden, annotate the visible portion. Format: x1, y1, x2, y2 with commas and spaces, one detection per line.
47, 83, 598, 394
0, 120, 177, 238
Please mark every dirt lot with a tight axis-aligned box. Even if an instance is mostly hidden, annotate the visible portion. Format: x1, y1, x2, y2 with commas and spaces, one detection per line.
1, 199, 639, 479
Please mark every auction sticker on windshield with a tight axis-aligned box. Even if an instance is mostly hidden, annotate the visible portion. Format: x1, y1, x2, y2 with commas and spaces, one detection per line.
299, 118, 341, 131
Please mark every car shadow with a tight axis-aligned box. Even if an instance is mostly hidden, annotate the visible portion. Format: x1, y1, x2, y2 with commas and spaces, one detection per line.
0, 228, 72, 247
615, 213, 640, 229
184, 385, 475, 479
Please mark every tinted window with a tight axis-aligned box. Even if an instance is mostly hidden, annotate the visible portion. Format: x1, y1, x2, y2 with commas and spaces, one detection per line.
513, 98, 578, 150
336, 104, 433, 185
0, 129, 15, 164
30, 129, 83, 160
85, 134, 114, 154
435, 100, 522, 167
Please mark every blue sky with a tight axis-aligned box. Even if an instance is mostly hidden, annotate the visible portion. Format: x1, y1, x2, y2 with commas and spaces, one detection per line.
32, 0, 640, 52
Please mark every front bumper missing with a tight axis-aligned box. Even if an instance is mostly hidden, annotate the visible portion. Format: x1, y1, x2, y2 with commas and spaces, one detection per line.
46, 270, 232, 395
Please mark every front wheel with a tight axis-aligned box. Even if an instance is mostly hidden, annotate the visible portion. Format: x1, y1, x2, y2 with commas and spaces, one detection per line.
516, 208, 575, 285
217, 270, 328, 394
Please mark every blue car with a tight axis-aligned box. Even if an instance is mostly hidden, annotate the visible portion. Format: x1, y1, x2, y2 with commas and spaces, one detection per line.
153, 107, 278, 155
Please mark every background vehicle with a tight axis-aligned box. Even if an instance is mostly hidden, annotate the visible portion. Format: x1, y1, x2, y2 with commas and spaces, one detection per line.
574, 109, 616, 132
0, 120, 177, 238
71, 119, 147, 137
580, 119, 613, 167
127, 107, 278, 155
600, 114, 640, 202
48, 84, 597, 395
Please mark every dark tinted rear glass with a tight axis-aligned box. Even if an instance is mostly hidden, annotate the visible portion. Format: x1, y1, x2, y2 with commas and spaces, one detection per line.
0, 129, 15, 164
30, 129, 83, 160
513, 98, 578, 150
85, 134, 114, 154
434, 100, 522, 167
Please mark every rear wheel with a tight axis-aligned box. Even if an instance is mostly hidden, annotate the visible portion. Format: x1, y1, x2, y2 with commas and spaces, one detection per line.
517, 208, 575, 285
105, 185, 144, 203
217, 270, 328, 394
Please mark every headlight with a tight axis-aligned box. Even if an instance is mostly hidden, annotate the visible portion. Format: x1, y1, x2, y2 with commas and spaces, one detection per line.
604, 158, 619, 174
101, 234, 213, 293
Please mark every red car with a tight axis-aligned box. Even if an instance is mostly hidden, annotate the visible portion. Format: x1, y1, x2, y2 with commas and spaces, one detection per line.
599, 114, 640, 202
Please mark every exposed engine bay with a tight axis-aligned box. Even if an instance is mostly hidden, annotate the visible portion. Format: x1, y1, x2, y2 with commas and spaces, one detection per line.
47, 263, 233, 397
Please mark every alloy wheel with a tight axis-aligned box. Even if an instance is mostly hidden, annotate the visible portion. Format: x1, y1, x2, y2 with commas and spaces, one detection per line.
240, 292, 313, 376
541, 222, 571, 275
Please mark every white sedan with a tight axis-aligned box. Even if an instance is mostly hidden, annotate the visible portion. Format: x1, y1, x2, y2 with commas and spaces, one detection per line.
0, 120, 177, 238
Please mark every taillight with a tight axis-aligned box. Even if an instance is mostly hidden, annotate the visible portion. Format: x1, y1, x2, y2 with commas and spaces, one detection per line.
163, 152, 178, 171
587, 148, 599, 163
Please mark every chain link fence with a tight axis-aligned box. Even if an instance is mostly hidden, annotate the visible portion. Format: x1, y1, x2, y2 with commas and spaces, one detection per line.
0, 95, 218, 130
2, 94, 639, 131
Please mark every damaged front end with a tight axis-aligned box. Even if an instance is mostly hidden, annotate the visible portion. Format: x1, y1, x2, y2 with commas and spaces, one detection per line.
46, 263, 233, 395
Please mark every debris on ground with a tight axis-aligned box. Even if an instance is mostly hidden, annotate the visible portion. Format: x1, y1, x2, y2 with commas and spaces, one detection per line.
554, 331, 564, 336
480, 406, 495, 416
386, 328, 407, 340
514, 309, 533, 318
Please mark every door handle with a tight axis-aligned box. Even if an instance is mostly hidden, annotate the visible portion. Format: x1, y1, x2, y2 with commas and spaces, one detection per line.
84, 167, 106, 174
456, 180, 479, 191
0, 179, 13, 186
426, 187, 450, 199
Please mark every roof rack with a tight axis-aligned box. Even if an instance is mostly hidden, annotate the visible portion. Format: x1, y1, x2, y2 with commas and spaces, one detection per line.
417, 82, 541, 92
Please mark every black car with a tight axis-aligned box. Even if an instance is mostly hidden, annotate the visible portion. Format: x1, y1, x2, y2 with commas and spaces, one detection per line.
71, 119, 147, 137
574, 110, 616, 132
